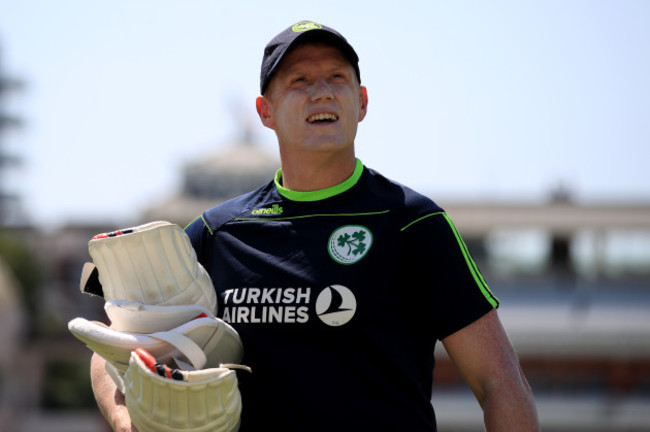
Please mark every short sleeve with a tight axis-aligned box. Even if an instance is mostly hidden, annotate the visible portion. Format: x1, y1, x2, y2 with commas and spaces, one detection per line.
401, 212, 499, 339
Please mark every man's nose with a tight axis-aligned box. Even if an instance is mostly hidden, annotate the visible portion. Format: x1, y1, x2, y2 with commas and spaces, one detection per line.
310, 77, 334, 101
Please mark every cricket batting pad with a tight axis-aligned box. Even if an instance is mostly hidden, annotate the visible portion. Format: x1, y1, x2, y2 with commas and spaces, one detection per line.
103, 299, 212, 333
124, 350, 245, 432
68, 310, 244, 375
87, 220, 217, 314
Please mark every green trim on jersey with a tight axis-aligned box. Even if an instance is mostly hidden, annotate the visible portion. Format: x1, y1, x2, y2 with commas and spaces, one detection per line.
274, 158, 364, 202
185, 215, 202, 231
400, 212, 445, 231
199, 214, 214, 235
401, 211, 499, 308
441, 213, 499, 308
235, 210, 390, 222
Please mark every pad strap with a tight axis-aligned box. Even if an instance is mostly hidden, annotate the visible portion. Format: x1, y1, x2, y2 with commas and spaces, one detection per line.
150, 330, 207, 370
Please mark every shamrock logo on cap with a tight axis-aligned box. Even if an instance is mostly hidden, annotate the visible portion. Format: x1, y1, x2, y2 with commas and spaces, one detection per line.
292, 21, 323, 32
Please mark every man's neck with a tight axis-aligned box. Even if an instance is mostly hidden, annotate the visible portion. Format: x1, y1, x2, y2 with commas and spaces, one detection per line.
278, 149, 356, 192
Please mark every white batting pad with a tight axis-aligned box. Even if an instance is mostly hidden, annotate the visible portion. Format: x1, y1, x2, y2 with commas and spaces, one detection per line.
88, 221, 217, 315
104, 299, 212, 333
68, 315, 244, 374
125, 351, 243, 432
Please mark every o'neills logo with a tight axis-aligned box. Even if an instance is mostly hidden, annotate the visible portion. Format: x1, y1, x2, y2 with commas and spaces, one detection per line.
222, 286, 357, 326
251, 204, 283, 216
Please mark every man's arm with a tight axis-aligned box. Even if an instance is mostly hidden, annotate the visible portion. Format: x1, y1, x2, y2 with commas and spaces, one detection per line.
441, 309, 540, 431
90, 353, 138, 432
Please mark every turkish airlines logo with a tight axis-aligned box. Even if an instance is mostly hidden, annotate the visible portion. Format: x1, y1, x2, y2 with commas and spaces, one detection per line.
315, 285, 357, 326
221, 285, 357, 327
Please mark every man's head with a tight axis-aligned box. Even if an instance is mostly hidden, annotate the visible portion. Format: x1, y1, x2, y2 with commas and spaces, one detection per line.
255, 21, 368, 166
260, 21, 361, 95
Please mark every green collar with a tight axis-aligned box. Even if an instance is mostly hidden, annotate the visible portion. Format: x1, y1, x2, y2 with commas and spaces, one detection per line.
274, 159, 364, 202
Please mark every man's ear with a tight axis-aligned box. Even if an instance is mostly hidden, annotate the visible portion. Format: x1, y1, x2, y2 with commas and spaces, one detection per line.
358, 86, 369, 122
256, 96, 275, 130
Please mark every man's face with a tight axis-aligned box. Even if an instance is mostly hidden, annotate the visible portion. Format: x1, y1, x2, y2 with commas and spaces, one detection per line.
256, 42, 368, 156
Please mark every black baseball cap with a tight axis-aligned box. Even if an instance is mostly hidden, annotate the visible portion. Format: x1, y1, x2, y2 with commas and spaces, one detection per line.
260, 21, 361, 94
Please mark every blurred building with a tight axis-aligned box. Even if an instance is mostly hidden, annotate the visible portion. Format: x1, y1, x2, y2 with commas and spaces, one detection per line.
141, 134, 279, 227
4, 135, 650, 431
3, 223, 115, 432
432, 193, 650, 430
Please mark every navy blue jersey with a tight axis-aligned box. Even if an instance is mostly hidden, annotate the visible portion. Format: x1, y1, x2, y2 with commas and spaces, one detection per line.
185, 159, 498, 431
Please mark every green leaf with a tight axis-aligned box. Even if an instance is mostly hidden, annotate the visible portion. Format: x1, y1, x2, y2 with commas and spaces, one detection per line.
337, 233, 351, 248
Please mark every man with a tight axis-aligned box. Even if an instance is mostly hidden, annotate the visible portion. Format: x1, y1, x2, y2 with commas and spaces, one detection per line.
91, 20, 539, 431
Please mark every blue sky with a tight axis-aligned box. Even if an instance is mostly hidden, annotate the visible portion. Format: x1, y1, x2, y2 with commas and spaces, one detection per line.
0, 0, 648, 228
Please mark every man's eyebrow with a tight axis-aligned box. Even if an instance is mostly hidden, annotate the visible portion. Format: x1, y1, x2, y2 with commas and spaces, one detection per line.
288, 63, 350, 78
